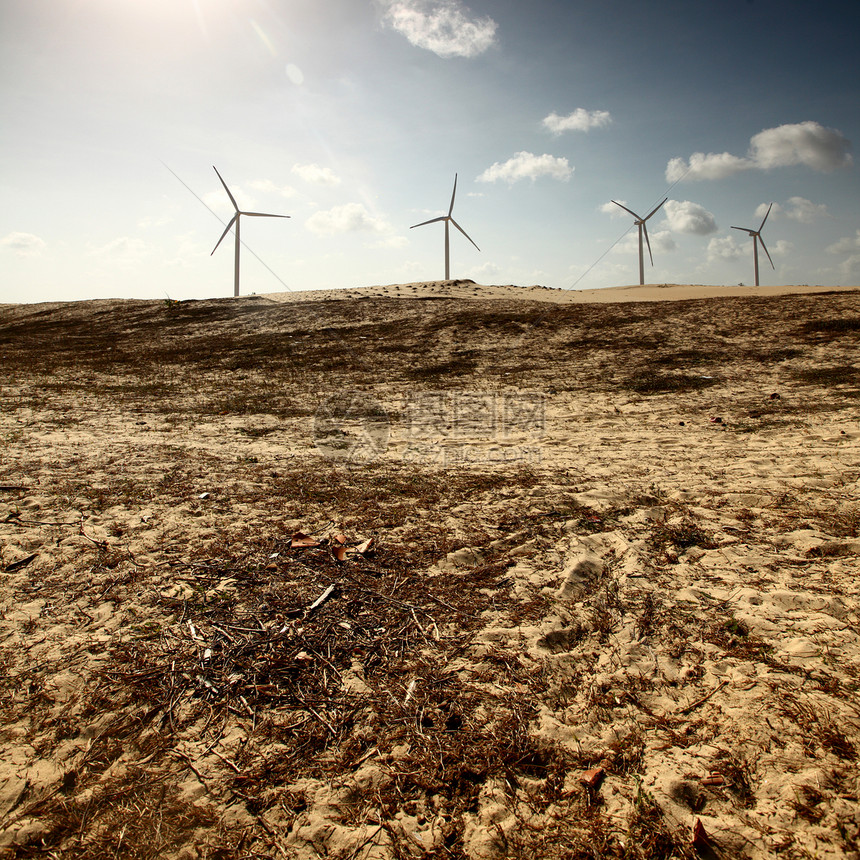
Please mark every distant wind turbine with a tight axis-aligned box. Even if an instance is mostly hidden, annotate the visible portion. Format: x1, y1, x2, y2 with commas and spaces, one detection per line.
210, 166, 290, 297
611, 197, 668, 286
732, 204, 774, 287
411, 174, 479, 281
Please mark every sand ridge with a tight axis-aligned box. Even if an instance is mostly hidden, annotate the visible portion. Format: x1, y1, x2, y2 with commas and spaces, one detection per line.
1, 285, 859, 858
258, 280, 860, 305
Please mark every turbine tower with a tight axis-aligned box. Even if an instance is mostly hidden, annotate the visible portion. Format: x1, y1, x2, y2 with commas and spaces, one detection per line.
732, 204, 774, 287
411, 174, 479, 280
210, 166, 290, 297
611, 198, 668, 286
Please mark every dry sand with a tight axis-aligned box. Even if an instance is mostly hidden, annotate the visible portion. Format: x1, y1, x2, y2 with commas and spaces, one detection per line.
1, 282, 859, 859
258, 280, 860, 305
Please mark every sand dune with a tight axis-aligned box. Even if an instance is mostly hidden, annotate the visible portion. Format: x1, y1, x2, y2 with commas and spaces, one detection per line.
1, 284, 859, 859
260, 280, 860, 305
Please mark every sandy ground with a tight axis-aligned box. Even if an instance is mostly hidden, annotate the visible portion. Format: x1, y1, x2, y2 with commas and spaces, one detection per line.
1, 282, 859, 859
258, 280, 860, 305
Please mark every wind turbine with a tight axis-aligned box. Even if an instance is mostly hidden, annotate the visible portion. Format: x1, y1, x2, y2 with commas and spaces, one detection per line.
411, 174, 479, 281
611, 197, 668, 286
210, 166, 290, 297
732, 204, 774, 287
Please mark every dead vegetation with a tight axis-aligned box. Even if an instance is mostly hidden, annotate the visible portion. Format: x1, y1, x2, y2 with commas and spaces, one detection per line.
1, 288, 859, 858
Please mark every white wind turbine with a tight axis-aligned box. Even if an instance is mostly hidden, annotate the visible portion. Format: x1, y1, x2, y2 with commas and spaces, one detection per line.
611, 197, 668, 285
411, 174, 479, 280
210, 166, 290, 297
732, 203, 774, 287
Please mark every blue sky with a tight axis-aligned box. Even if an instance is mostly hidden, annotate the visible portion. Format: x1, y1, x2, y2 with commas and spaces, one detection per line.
1, 0, 858, 302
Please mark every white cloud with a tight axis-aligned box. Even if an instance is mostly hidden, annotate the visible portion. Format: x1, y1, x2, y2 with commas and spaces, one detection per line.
753, 202, 783, 222
706, 235, 742, 262
600, 200, 628, 218
291, 163, 341, 186
783, 196, 829, 223
827, 229, 860, 254
665, 151, 752, 182
753, 197, 828, 224
249, 179, 298, 198
663, 200, 718, 236
379, 0, 497, 58
1, 231, 46, 256
645, 230, 676, 254
477, 151, 572, 184
836, 255, 860, 279
543, 109, 612, 135
749, 122, 852, 171
468, 261, 501, 280
666, 121, 852, 182
306, 203, 391, 235
773, 240, 793, 256
615, 230, 676, 256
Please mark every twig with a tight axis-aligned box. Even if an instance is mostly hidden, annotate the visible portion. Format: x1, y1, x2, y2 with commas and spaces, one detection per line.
308, 583, 336, 612
258, 816, 290, 859
302, 646, 345, 683
425, 594, 481, 620
351, 584, 439, 620
170, 750, 207, 783
211, 623, 236, 642
680, 680, 729, 715
209, 748, 241, 773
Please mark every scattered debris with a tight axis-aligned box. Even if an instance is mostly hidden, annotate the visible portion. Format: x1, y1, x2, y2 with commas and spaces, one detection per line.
290, 531, 321, 549
307, 583, 336, 612
579, 766, 605, 789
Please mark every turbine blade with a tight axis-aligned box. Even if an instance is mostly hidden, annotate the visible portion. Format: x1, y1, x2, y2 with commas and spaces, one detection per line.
731, 226, 754, 233
242, 211, 291, 218
450, 218, 479, 251
611, 200, 641, 220
448, 173, 458, 216
213, 166, 239, 212
643, 222, 654, 266
758, 235, 775, 269
759, 202, 773, 232
644, 197, 668, 221
410, 216, 447, 229
211, 215, 237, 255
